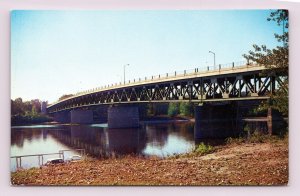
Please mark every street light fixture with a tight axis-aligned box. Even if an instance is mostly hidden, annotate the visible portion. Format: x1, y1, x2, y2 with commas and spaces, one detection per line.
123, 64, 130, 84
209, 51, 216, 69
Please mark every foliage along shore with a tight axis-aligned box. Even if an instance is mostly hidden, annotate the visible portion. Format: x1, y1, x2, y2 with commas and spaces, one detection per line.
11, 98, 53, 126
11, 114, 53, 126
11, 135, 288, 186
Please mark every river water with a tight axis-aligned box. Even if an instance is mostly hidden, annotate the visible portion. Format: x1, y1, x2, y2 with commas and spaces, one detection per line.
11, 121, 196, 171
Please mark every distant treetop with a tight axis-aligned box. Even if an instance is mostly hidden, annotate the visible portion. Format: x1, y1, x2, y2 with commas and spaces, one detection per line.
58, 94, 74, 101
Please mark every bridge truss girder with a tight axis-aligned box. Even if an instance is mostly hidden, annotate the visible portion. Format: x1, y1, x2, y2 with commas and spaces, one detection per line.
48, 71, 286, 113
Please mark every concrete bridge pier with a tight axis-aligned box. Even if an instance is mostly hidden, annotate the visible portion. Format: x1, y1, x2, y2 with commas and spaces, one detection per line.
195, 101, 288, 139
194, 103, 239, 139
93, 106, 108, 123
70, 109, 94, 124
53, 111, 71, 123
108, 105, 140, 128
194, 105, 205, 139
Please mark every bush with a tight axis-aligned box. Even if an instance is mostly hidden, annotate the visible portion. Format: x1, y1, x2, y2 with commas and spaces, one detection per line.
194, 142, 214, 155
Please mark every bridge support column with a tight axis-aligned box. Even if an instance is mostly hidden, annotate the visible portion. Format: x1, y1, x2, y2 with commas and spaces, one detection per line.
53, 111, 71, 123
194, 105, 205, 139
71, 110, 94, 124
93, 106, 109, 123
108, 105, 140, 128
267, 107, 273, 135
267, 107, 287, 136
194, 103, 239, 139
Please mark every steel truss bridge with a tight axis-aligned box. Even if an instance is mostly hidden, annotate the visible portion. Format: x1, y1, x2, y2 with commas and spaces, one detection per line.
47, 62, 286, 113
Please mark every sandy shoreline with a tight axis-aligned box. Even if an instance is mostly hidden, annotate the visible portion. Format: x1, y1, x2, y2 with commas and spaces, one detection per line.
11, 137, 288, 186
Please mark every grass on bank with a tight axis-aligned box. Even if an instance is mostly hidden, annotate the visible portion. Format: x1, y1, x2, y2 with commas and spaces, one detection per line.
226, 130, 288, 145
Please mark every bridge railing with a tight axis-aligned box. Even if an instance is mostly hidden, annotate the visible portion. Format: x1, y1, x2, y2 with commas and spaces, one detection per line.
126, 60, 252, 84
49, 60, 259, 106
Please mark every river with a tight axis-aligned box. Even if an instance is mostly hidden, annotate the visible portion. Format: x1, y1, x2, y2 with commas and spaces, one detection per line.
11, 121, 196, 171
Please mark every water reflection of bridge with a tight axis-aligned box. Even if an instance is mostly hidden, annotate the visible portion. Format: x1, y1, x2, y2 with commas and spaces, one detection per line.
48, 123, 195, 158
49, 125, 147, 158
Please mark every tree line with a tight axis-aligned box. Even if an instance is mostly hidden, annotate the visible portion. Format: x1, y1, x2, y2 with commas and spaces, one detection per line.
11, 98, 52, 125
145, 102, 194, 118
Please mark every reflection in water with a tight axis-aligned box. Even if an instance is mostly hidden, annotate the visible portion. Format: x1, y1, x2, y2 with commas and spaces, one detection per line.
106, 127, 146, 156
11, 121, 196, 170
48, 126, 147, 157
143, 122, 195, 156
11, 127, 78, 171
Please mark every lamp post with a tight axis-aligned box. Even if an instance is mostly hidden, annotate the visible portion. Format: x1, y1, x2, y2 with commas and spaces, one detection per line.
209, 51, 216, 69
123, 64, 129, 84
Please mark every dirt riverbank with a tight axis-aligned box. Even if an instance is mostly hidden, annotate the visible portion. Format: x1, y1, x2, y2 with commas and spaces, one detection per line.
11, 138, 288, 186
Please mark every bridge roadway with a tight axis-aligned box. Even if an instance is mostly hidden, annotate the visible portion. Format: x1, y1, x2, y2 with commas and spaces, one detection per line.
47, 62, 284, 113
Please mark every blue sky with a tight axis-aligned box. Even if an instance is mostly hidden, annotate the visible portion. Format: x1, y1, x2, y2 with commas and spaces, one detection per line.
11, 10, 284, 103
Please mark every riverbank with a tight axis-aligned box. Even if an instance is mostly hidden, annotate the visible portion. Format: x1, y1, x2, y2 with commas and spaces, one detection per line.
11, 136, 288, 186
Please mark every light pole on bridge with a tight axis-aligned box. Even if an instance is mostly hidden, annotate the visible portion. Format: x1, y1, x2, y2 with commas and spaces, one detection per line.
123, 64, 130, 84
209, 51, 216, 70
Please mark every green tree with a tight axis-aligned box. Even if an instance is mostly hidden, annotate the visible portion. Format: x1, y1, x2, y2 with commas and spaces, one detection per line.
243, 10, 288, 116
31, 99, 42, 113
167, 103, 179, 117
11, 98, 24, 115
179, 102, 193, 117
58, 94, 74, 101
